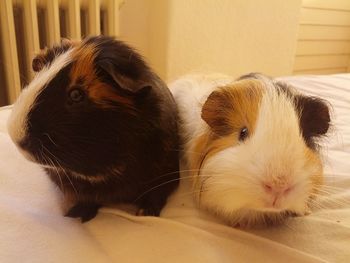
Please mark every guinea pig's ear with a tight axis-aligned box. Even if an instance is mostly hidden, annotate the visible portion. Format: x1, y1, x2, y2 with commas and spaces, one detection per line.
201, 90, 233, 136
97, 60, 152, 96
32, 53, 47, 72
32, 38, 77, 72
295, 95, 331, 146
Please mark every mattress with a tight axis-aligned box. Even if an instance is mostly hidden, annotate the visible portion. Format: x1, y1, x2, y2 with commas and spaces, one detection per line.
0, 74, 349, 263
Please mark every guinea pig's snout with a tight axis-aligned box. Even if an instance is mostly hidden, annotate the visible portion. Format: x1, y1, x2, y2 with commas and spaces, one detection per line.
262, 182, 294, 208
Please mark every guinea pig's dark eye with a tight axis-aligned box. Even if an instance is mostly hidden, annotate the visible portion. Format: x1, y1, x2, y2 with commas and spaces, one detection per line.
69, 88, 85, 103
239, 127, 248, 141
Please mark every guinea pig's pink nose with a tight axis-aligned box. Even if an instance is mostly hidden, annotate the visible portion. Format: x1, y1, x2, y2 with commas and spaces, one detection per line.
263, 182, 293, 208
263, 183, 292, 196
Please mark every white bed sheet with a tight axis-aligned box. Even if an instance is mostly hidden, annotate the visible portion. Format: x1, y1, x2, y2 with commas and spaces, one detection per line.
0, 74, 349, 263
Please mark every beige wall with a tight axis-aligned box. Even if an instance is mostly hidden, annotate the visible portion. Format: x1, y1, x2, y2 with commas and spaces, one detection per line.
119, 0, 150, 59
120, 0, 302, 81
294, 0, 350, 75
119, 0, 170, 79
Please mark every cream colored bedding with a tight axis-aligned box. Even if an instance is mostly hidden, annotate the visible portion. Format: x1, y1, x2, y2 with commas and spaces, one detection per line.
0, 74, 349, 263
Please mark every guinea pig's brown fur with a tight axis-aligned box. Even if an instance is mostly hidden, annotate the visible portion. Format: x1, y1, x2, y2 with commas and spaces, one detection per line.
8, 36, 180, 222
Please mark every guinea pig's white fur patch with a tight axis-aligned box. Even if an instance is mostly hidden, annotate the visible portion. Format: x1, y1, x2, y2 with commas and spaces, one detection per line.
7, 49, 73, 146
170, 74, 323, 227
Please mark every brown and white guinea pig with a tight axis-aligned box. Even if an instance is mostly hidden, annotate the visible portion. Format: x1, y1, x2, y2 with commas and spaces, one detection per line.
7, 36, 179, 222
170, 73, 331, 227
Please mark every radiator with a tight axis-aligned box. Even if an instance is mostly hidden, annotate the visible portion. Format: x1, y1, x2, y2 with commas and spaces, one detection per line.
0, 0, 123, 106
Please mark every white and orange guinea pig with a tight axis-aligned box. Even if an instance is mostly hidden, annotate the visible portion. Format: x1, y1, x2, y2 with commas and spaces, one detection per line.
170, 73, 331, 227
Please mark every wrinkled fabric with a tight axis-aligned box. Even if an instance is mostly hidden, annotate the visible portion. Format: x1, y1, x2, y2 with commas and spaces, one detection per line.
0, 74, 349, 263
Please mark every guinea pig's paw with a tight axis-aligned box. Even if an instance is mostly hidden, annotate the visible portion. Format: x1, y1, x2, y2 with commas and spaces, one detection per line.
136, 206, 161, 217
65, 202, 101, 223
136, 202, 162, 217
136, 208, 145, 216
136, 192, 169, 217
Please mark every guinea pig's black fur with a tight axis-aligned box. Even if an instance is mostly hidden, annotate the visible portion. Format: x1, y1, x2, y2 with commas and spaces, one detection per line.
10, 36, 180, 222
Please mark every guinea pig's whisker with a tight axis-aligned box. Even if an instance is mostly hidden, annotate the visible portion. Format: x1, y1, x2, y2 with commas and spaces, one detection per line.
310, 194, 329, 205
41, 146, 79, 197
42, 144, 60, 164
50, 159, 78, 196
316, 197, 350, 207
309, 193, 350, 208
312, 189, 336, 196
147, 171, 229, 184
321, 185, 348, 191
41, 148, 60, 174
134, 174, 219, 202
38, 148, 64, 192
43, 153, 64, 192
198, 174, 228, 179
43, 133, 59, 148
317, 191, 346, 198
60, 166, 79, 197
157, 169, 202, 176
314, 193, 350, 203
314, 187, 345, 195
134, 178, 182, 202
310, 200, 342, 211
310, 196, 350, 208
310, 192, 335, 200
39, 141, 63, 171
329, 200, 350, 208
313, 185, 344, 192
147, 169, 215, 183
